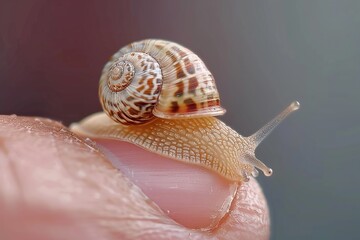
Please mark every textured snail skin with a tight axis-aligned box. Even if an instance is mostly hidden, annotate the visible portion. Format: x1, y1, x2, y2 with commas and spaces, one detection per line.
70, 101, 299, 182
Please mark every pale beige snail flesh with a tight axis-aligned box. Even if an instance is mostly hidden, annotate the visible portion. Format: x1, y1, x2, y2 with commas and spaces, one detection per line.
70, 39, 300, 182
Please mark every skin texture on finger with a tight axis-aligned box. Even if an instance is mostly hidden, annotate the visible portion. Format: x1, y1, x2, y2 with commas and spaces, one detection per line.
0, 115, 270, 240
0, 204, 108, 240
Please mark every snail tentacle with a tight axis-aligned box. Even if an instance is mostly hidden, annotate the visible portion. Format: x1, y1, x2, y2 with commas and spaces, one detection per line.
248, 101, 300, 145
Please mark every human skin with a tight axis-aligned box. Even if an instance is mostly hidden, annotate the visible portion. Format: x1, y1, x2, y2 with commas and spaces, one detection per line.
0, 115, 270, 240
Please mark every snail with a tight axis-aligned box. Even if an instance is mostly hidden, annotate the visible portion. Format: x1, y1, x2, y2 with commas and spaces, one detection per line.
70, 39, 300, 182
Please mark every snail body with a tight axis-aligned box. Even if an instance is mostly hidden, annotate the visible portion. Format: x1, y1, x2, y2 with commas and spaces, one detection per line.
71, 102, 299, 182
71, 39, 300, 182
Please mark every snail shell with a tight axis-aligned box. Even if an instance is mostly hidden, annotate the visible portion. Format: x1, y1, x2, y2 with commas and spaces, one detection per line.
99, 39, 225, 125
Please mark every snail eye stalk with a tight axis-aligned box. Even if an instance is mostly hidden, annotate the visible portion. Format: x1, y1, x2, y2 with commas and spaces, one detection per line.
242, 101, 300, 177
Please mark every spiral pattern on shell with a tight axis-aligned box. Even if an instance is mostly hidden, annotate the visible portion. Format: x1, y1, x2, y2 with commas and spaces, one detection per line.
100, 51, 162, 124
107, 60, 135, 92
99, 39, 226, 125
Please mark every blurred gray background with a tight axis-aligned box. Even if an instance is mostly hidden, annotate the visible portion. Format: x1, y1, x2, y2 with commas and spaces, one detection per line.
1, 0, 359, 239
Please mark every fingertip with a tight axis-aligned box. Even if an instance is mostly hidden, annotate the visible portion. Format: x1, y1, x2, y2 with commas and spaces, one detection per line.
96, 138, 270, 239
96, 138, 238, 230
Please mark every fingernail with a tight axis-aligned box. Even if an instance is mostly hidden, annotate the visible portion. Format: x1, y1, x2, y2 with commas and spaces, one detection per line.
95, 138, 238, 230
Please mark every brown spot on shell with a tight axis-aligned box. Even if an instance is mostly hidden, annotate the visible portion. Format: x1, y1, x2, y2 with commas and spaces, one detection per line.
206, 94, 219, 107
144, 78, 154, 95
136, 85, 145, 92
155, 44, 163, 50
134, 101, 147, 109
175, 63, 186, 79
184, 58, 195, 74
127, 96, 135, 101
170, 101, 180, 113
207, 99, 219, 107
174, 81, 184, 97
184, 98, 197, 112
125, 72, 133, 82
117, 112, 122, 118
139, 76, 146, 84
171, 46, 187, 58
128, 108, 139, 115
154, 85, 161, 94
188, 77, 199, 95
166, 50, 178, 63
116, 111, 143, 125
